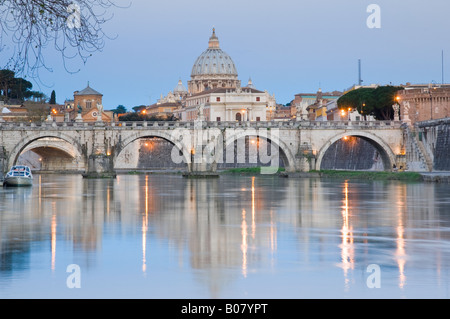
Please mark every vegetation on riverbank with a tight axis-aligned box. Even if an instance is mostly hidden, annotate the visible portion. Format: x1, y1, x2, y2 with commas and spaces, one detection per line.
220, 167, 285, 174
126, 170, 144, 175
310, 170, 423, 181
119, 168, 424, 182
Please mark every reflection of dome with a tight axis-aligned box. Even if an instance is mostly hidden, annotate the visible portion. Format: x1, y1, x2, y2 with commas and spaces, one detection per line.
191, 28, 238, 77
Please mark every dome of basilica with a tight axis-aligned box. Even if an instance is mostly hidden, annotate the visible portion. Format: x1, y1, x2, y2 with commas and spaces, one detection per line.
190, 29, 238, 77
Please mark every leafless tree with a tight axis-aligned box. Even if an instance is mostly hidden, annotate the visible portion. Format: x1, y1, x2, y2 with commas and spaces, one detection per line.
0, 0, 126, 78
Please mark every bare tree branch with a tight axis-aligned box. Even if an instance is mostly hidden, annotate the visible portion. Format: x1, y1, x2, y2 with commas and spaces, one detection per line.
0, 0, 128, 78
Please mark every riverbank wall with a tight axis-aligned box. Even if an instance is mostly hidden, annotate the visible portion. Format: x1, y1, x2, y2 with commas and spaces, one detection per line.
407, 118, 450, 172
280, 170, 450, 183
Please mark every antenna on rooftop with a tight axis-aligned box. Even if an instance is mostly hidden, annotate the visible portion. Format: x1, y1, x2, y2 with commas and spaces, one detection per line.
358, 59, 363, 86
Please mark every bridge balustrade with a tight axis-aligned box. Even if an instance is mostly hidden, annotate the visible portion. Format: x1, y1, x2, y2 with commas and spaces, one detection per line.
0, 120, 403, 130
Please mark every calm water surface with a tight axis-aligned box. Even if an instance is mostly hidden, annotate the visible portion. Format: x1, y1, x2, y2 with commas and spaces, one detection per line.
1, 174, 450, 299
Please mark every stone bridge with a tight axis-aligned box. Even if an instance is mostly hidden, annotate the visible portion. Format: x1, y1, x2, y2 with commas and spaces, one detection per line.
0, 120, 413, 177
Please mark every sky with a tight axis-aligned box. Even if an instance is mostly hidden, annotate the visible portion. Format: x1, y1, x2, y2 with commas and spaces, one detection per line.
4, 0, 450, 109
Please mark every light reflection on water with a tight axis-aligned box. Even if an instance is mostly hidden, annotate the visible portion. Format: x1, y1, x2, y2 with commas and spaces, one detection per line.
0, 174, 450, 298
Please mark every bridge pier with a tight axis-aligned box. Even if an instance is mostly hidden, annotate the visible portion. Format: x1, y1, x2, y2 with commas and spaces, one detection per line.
83, 154, 116, 179
183, 145, 219, 178
0, 146, 6, 180
81, 125, 117, 179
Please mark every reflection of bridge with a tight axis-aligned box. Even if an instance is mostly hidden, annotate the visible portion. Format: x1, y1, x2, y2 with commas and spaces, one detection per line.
0, 120, 414, 176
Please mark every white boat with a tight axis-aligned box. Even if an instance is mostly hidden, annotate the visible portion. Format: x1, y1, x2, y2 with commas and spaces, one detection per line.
3, 165, 33, 187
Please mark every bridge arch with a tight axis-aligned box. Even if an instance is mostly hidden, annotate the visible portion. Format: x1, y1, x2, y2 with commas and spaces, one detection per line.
7, 132, 85, 170
221, 129, 296, 172
113, 130, 191, 170
315, 131, 397, 171
21, 139, 79, 158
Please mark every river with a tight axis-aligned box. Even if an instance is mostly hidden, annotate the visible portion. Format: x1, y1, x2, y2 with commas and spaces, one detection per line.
0, 173, 449, 299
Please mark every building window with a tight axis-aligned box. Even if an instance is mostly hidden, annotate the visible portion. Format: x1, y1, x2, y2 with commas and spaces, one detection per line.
236, 113, 242, 122
256, 97, 260, 102
86, 101, 92, 109
216, 117, 221, 122
256, 117, 261, 122
216, 97, 221, 102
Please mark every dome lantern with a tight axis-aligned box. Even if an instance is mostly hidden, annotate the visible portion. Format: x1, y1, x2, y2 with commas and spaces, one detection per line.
208, 28, 220, 49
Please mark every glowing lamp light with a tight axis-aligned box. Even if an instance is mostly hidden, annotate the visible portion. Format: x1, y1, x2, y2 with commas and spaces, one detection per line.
343, 136, 349, 141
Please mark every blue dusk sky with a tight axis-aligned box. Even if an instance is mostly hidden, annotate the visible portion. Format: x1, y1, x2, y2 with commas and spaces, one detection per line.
5, 0, 450, 109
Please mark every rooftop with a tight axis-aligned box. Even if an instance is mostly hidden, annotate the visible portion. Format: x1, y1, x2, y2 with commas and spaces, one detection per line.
74, 83, 103, 96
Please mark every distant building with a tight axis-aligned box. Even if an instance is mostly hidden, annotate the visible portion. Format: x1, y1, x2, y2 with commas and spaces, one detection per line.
155, 28, 276, 122
64, 99, 75, 110
0, 83, 116, 123
343, 84, 379, 94
326, 99, 376, 121
0, 101, 28, 121
74, 83, 103, 112
188, 28, 241, 95
397, 83, 450, 124
146, 80, 186, 119
72, 83, 114, 122
147, 102, 180, 118
268, 104, 291, 121
290, 93, 319, 119
0, 101, 54, 122
180, 83, 273, 122
291, 89, 341, 121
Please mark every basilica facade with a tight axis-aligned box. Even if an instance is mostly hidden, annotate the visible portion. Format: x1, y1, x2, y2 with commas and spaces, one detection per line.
152, 28, 276, 122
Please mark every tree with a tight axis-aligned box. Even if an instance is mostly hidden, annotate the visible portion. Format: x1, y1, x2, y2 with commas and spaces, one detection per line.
0, 69, 36, 101
24, 103, 51, 123
0, 1, 125, 77
132, 105, 146, 113
119, 113, 178, 122
0, 69, 15, 99
112, 105, 127, 114
337, 86, 404, 120
29, 91, 47, 102
49, 90, 56, 104
9, 77, 33, 100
